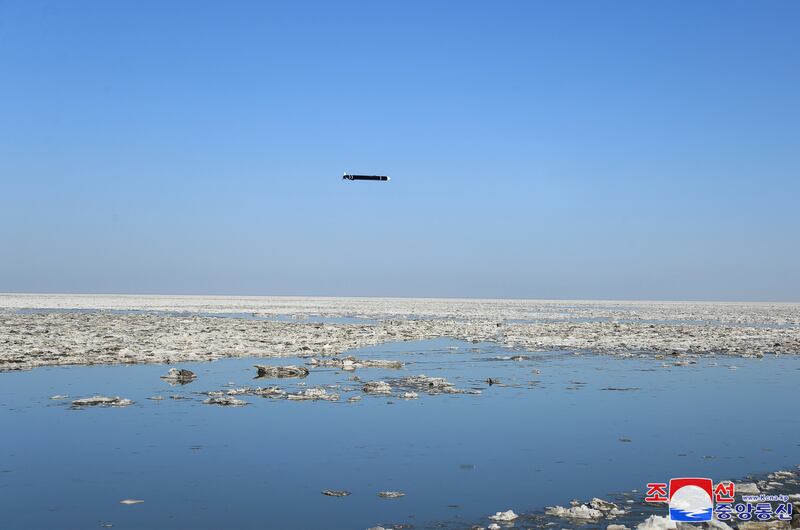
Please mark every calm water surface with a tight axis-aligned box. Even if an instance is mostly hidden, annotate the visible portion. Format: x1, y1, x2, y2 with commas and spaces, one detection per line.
1, 338, 798, 529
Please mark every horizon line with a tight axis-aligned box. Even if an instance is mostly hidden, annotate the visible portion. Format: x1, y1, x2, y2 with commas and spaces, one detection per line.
1, 291, 798, 305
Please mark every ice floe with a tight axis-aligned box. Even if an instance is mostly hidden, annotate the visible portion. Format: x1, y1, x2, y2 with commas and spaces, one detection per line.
71, 395, 132, 408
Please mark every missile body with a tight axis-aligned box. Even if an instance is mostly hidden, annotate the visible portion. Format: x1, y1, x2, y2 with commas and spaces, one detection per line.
342, 174, 390, 181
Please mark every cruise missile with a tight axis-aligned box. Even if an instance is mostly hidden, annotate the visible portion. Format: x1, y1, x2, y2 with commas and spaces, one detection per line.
342, 173, 390, 182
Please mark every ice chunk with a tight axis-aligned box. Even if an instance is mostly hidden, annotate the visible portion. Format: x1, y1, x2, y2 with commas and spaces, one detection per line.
255, 365, 309, 378
362, 381, 392, 395
321, 490, 350, 497
545, 504, 603, 519
202, 396, 247, 406
636, 515, 676, 530
287, 387, 338, 401
71, 396, 132, 408
377, 491, 405, 498
489, 509, 518, 521
160, 368, 196, 385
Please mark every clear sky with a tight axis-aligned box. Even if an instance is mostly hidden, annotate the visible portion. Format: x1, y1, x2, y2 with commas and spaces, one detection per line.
1, 1, 798, 301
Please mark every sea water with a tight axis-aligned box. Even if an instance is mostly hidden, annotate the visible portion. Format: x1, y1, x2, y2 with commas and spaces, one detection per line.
1, 338, 798, 529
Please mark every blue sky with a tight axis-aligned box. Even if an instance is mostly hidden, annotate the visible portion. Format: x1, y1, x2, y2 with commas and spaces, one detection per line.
1, 1, 798, 300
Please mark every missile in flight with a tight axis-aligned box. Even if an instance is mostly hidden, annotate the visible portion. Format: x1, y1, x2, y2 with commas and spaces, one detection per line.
342, 173, 390, 182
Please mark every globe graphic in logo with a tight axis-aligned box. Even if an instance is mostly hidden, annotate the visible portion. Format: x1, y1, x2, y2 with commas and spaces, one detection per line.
669, 478, 713, 521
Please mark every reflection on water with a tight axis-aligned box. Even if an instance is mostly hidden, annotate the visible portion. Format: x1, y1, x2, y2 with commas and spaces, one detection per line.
1, 338, 798, 529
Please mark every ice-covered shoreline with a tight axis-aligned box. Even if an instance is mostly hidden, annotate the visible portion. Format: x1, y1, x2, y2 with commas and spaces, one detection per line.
1, 294, 799, 371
